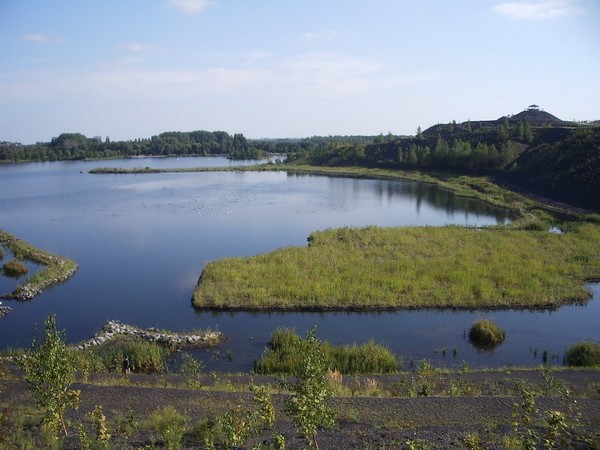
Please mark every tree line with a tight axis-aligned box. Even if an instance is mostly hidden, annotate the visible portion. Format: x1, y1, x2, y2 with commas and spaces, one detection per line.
0, 131, 376, 163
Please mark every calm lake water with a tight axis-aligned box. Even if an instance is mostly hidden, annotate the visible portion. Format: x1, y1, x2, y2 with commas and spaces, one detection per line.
1, 157, 598, 371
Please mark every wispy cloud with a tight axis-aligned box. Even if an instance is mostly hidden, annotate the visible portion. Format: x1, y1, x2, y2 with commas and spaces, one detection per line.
20, 33, 64, 43
300, 29, 341, 42
492, 0, 583, 20
120, 43, 151, 53
168, 0, 216, 14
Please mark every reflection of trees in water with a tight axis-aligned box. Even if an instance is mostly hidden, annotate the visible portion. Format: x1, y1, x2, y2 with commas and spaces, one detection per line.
374, 179, 511, 223
285, 173, 512, 223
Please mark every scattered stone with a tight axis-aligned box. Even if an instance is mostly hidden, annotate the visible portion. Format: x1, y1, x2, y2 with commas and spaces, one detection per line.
0, 305, 13, 317
76, 320, 222, 350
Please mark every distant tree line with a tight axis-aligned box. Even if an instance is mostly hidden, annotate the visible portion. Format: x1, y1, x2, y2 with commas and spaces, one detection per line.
0, 131, 377, 163
0, 131, 269, 162
288, 120, 537, 171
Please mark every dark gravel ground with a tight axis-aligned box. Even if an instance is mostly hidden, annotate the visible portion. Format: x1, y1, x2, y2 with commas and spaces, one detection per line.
1, 365, 599, 449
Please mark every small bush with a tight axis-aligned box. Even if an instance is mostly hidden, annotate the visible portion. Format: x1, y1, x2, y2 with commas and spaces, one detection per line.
146, 406, 188, 450
469, 318, 505, 349
3, 260, 28, 276
563, 341, 600, 367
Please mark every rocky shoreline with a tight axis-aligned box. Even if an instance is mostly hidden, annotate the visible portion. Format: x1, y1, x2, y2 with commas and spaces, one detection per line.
0, 305, 13, 317
76, 320, 222, 350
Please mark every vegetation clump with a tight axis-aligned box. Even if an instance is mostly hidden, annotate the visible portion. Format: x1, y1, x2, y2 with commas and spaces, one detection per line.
254, 327, 398, 375
469, 318, 506, 349
2, 259, 28, 277
563, 341, 600, 367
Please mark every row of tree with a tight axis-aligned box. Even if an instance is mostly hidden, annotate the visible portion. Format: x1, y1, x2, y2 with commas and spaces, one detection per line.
0, 132, 378, 163
0, 131, 269, 162
289, 136, 523, 171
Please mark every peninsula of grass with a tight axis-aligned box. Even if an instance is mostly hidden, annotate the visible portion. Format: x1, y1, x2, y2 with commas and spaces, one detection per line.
193, 222, 600, 311
0, 230, 79, 300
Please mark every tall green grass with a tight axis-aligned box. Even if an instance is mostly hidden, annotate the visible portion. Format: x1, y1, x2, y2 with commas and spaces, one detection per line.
86, 336, 168, 373
194, 222, 600, 310
254, 328, 398, 375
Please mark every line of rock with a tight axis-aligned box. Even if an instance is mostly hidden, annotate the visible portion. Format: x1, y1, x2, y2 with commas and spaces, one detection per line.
0, 306, 13, 317
76, 320, 222, 350
10, 262, 78, 301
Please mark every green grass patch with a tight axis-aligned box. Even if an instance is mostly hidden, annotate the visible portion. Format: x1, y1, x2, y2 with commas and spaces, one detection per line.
0, 230, 78, 300
564, 341, 600, 367
194, 222, 600, 310
469, 319, 506, 349
254, 328, 398, 375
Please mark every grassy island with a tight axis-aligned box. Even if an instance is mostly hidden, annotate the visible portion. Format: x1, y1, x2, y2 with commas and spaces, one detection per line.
193, 222, 600, 310
0, 230, 78, 301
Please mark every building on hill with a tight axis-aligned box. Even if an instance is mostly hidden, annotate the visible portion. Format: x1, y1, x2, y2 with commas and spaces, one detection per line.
527, 104, 540, 111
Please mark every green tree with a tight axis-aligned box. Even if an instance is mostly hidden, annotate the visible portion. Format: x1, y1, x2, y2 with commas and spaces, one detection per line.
416, 126, 423, 140
523, 121, 533, 143
407, 144, 418, 165
21, 314, 80, 438
285, 327, 335, 449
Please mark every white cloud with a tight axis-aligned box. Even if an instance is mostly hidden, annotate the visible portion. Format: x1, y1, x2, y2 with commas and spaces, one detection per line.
20, 33, 64, 43
168, 0, 216, 14
492, 0, 583, 20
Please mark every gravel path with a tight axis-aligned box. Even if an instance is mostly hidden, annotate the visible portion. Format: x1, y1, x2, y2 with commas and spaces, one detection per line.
2, 368, 599, 449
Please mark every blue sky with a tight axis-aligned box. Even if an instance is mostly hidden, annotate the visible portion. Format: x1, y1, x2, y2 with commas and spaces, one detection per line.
1, 0, 599, 144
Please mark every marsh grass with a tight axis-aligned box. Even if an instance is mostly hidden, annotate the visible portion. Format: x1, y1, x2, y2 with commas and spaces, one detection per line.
194, 223, 600, 310
254, 328, 398, 375
88, 336, 168, 373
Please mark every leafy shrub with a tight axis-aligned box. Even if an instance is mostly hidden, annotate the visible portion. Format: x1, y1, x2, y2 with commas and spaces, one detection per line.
72, 350, 105, 381
20, 314, 80, 438
469, 318, 505, 349
146, 406, 188, 450
285, 327, 335, 449
563, 341, 600, 367
3, 260, 28, 276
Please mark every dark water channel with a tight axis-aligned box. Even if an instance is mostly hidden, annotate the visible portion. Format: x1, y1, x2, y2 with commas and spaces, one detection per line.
0, 157, 597, 371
